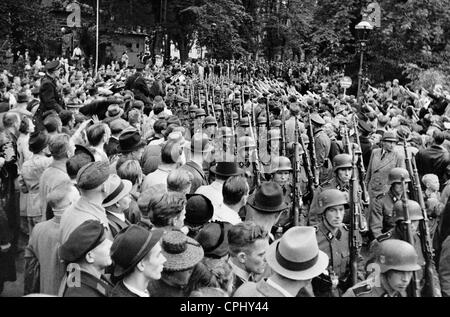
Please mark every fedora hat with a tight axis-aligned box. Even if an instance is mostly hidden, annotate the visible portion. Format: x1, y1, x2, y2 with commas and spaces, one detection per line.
248, 181, 288, 213
111, 226, 165, 278
28, 131, 49, 154
161, 230, 204, 272
102, 174, 132, 208
118, 130, 146, 153
210, 162, 244, 177
105, 104, 124, 119
266, 226, 329, 280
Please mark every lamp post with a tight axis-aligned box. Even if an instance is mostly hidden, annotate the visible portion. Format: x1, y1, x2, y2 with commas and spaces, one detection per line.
355, 19, 373, 101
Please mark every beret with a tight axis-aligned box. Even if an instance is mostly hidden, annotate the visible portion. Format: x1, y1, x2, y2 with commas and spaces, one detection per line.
60, 220, 106, 263
76, 161, 111, 190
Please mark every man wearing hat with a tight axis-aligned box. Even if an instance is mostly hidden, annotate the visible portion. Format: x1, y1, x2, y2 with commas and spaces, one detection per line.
344, 239, 422, 297
242, 182, 289, 242
147, 230, 204, 297
357, 119, 374, 169
213, 126, 235, 163
180, 133, 213, 194
59, 220, 114, 297
9, 92, 32, 118
102, 174, 133, 237
103, 104, 124, 125
196, 162, 244, 212
20, 131, 52, 231
310, 112, 332, 183
110, 226, 166, 297
366, 131, 405, 203
36, 60, 64, 130
234, 226, 329, 297
236, 135, 260, 192
194, 108, 206, 133
203, 115, 217, 140
60, 161, 114, 244
125, 63, 151, 108
105, 118, 129, 158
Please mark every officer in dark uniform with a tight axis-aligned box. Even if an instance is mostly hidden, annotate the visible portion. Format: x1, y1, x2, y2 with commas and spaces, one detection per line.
369, 167, 410, 241
344, 239, 421, 297
35, 61, 64, 129
310, 113, 332, 184
312, 189, 361, 297
125, 63, 151, 107
357, 119, 374, 170
59, 220, 113, 297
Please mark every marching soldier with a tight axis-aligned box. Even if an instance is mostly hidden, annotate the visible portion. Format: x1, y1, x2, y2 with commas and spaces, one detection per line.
310, 113, 332, 184
194, 108, 206, 134
309, 154, 353, 226
237, 136, 261, 193
213, 104, 224, 127
213, 126, 235, 163
203, 115, 217, 140
312, 189, 363, 297
369, 167, 410, 241
268, 129, 282, 158
344, 239, 421, 297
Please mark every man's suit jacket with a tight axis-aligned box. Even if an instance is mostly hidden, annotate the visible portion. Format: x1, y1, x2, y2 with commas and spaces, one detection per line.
416, 145, 450, 189
39, 75, 63, 114
366, 148, 405, 196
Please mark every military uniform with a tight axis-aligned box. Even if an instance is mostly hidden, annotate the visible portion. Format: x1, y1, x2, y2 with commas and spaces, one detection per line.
343, 275, 407, 297
312, 222, 352, 297
61, 270, 113, 297
369, 189, 400, 240
314, 127, 332, 184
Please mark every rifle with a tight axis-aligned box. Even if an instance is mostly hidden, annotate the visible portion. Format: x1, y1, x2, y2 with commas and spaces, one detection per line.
352, 116, 370, 206
292, 123, 302, 227
298, 121, 316, 200
349, 146, 362, 286
307, 112, 320, 187
411, 153, 438, 297
281, 105, 287, 156
229, 102, 237, 157
266, 96, 271, 155
342, 124, 352, 155
248, 113, 262, 188
401, 176, 422, 297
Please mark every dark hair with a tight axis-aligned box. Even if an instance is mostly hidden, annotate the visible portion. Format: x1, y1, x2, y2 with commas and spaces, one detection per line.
86, 123, 107, 146
153, 104, 164, 115
43, 115, 62, 133
59, 110, 74, 126
161, 140, 180, 164
19, 117, 30, 134
66, 154, 92, 179
117, 159, 142, 185
228, 221, 268, 257
433, 130, 445, 145
223, 176, 248, 206
153, 119, 167, 134
149, 191, 186, 227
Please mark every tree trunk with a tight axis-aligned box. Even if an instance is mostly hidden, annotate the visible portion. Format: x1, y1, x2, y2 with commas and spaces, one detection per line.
179, 37, 190, 64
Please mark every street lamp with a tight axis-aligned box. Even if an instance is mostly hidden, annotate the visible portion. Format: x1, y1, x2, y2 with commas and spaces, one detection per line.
355, 20, 373, 101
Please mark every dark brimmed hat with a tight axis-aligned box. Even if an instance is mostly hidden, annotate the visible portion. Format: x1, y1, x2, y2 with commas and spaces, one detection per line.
102, 174, 132, 208
44, 60, 61, 72
76, 161, 111, 190
310, 113, 325, 126
60, 220, 106, 263
210, 162, 243, 177
111, 226, 165, 278
161, 230, 204, 272
358, 120, 372, 134
118, 130, 146, 153
105, 104, 124, 119
29, 131, 49, 154
247, 181, 288, 213
195, 221, 232, 259
185, 194, 214, 226
74, 144, 95, 162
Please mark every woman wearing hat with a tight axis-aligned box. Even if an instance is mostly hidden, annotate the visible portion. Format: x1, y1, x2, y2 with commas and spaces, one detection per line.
147, 230, 204, 297
110, 226, 166, 297
234, 226, 329, 297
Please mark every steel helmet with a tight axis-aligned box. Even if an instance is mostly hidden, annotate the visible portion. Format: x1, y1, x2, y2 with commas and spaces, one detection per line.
270, 156, 293, 174
317, 189, 349, 215
376, 239, 421, 273
392, 199, 424, 222
333, 154, 352, 172
388, 167, 411, 185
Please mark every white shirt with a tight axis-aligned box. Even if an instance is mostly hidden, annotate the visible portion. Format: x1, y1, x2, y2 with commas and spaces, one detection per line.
123, 281, 150, 297
266, 278, 294, 297
109, 211, 126, 222
213, 203, 242, 225
196, 181, 223, 212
